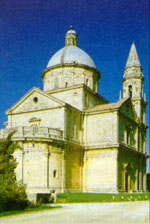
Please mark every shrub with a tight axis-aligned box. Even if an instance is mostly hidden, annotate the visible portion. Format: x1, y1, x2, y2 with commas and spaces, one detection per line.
0, 133, 30, 212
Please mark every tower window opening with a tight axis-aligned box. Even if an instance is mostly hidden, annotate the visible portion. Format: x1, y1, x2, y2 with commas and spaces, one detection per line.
86, 79, 89, 86
128, 85, 132, 97
65, 82, 68, 87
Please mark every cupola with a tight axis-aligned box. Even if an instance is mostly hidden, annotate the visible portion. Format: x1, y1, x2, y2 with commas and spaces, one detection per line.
65, 26, 78, 46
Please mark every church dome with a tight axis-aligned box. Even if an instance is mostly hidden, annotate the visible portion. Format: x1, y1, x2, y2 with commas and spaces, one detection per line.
47, 26, 96, 69
47, 46, 96, 68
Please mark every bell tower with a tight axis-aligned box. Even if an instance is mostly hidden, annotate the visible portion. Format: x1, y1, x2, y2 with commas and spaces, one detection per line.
123, 43, 147, 123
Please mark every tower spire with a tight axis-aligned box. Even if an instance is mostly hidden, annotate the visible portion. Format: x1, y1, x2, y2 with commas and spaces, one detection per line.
123, 42, 143, 80
122, 43, 146, 121
125, 42, 141, 68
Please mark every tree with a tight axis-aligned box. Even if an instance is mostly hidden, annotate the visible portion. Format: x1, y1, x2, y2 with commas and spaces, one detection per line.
0, 132, 29, 211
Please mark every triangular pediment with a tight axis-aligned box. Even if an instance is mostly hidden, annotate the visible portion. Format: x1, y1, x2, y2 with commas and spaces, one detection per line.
119, 98, 138, 122
6, 87, 65, 114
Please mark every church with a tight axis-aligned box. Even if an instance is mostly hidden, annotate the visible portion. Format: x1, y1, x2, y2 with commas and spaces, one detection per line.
0, 27, 148, 201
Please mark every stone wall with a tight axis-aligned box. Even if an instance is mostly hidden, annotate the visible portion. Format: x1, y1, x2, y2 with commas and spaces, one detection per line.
84, 111, 118, 146
65, 145, 82, 191
50, 86, 84, 110
14, 142, 64, 200
83, 149, 118, 192
8, 107, 65, 131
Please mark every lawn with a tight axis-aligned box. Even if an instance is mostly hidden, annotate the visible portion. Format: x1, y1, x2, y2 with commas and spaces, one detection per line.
1, 192, 149, 217
56, 192, 150, 203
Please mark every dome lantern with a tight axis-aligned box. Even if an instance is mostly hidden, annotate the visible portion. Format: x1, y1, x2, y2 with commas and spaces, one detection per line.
65, 26, 78, 46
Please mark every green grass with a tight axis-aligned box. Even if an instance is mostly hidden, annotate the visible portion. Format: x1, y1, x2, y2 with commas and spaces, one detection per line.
1, 192, 149, 217
57, 192, 150, 203
0, 205, 61, 218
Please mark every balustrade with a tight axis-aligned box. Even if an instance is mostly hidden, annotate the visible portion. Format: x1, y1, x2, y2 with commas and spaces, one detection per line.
0, 126, 63, 140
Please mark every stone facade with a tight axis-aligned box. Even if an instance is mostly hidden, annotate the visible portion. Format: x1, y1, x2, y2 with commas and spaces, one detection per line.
0, 28, 148, 201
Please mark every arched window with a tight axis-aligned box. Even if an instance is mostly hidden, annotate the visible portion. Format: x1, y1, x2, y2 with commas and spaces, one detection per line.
128, 85, 132, 97
53, 170, 57, 178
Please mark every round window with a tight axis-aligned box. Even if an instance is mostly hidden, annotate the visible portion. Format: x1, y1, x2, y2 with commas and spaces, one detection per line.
33, 97, 38, 103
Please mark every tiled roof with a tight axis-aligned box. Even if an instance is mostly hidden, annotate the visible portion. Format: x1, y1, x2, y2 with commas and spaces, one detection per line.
85, 97, 128, 112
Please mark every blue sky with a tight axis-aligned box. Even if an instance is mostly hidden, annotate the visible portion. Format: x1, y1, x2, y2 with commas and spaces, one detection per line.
0, 0, 149, 169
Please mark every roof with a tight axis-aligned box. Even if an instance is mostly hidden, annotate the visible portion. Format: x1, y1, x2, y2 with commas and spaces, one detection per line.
47, 46, 96, 68
85, 97, 129, 113
125, 42, 141, 68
